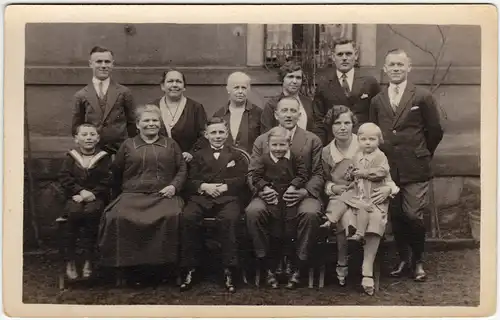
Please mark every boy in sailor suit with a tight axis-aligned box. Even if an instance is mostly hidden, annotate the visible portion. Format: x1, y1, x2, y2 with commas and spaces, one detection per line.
58, 123, 112, 280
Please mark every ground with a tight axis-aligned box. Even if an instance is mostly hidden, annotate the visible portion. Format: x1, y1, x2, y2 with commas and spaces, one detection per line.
23, 248, 479, 306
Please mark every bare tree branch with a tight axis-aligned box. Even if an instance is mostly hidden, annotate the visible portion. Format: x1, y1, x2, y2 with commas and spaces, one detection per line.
387, 25, 437, 60
432, 62, 453, 93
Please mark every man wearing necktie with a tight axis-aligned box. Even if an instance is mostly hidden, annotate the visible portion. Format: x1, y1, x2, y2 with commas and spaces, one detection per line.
71, 46, 136, 154
179, 117, 248, 293
312, 38, 381, 145
369, 49, 443, 282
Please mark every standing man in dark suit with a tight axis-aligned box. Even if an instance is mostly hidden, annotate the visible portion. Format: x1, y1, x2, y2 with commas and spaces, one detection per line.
369, 49, 443, 282
212, 72, 262, 153
71, 46, 136, 154
312, 38, 380, 145
260, 61, 316, 134
179, 117, 248, 293
246, 96, 324, 289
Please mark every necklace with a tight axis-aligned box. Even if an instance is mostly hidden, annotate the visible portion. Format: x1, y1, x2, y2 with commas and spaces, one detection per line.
163, 96, 181, 127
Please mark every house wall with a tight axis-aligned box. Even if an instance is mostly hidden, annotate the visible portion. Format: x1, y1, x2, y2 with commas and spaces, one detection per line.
23, 24, 481, 246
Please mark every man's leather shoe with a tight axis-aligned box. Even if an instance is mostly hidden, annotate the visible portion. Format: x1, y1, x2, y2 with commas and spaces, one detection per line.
390, 261, 410, 278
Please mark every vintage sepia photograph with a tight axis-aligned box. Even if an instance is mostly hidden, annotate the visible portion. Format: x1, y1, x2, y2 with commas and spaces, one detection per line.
3, 4, 496, 318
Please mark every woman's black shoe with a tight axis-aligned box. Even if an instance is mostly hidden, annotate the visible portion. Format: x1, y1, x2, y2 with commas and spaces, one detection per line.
389, 261, 410, 278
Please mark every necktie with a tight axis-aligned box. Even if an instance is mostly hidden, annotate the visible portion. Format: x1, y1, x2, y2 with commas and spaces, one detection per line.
212, 148, 222, 159
98, 81, 105, 99
340, 73, 350, 96
391, 85, 400, 111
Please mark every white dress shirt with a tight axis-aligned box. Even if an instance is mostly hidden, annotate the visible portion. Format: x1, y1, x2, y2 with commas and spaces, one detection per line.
388, 80, 407, 108
336, 68, 355, 92
92, 77, 110, 97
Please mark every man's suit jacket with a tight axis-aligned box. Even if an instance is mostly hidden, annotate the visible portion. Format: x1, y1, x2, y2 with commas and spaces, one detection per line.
369, 82, 443, 184
71, 80, 136, 154
260, 94, 315, 134
312, 69, 380, 145
248, 127, 324, 199
187, 145, 248, 206
211, 102, 262, 153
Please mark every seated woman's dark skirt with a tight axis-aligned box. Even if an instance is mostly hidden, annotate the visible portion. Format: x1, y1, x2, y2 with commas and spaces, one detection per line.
98, 192, 184, 267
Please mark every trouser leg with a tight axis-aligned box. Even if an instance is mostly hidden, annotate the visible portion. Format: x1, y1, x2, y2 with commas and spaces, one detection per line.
216, 200, 241, 267
245, 198, 272, 259
401, 182, 429, 265
180, 201, 205, 268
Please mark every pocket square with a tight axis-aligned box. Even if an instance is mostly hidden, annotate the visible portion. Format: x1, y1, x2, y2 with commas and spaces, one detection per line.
227, 160, 235, 168
360, 93, 369, 99
410, 106, 420, 111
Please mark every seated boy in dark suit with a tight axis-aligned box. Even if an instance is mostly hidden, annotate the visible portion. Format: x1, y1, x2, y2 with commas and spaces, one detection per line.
179, 117, 248, 293
252, 126, 308, 289
58, 123, 112, 280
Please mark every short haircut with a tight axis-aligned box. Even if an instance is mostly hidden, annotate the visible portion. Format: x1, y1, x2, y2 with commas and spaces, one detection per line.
357, 122, 384, 144
324, 105, 358, 127
205, 116, 228, 130
278, 61, 303, 82
267, 126, 290, 142
332, 37, 357, 51
135, 104, 162, 123
276, 96, 301, 111
89, 46, 114, 57
74, 122, 99, 135
161, 69, 187, 85
385, 48, 411, 61
226, 71, 251, 87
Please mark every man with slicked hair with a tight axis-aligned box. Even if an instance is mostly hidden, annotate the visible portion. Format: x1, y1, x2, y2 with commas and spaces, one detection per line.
312, 38, 380, 145
71, 46, 136, 154
370, 49, 443, 282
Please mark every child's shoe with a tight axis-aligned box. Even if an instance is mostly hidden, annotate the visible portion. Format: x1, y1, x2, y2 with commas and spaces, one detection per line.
66, 261, 78, 280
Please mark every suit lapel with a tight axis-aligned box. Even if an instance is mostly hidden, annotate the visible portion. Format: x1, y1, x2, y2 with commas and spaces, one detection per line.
392, 84, 416, 127
101, 81, 119, 123
84, 84, 102, 116
350, 72, 362, 98
291, 127, 307, 155
328, 73, 349, 104
204, 146, 232, 181
380, 86, 395, 117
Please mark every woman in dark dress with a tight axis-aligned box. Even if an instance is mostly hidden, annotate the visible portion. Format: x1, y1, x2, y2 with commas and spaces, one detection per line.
149, 69, 208, 162
98, 104, 187, 283
260, 61, 315, 134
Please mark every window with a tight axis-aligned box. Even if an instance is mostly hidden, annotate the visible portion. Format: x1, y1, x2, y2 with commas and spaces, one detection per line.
264, 24, 355, 68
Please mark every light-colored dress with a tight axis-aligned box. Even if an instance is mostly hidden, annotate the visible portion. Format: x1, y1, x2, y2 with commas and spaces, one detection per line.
322, 135, 389, 236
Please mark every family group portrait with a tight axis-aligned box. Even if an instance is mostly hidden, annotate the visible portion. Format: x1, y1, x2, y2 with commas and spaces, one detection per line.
6, 3, 494, 318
